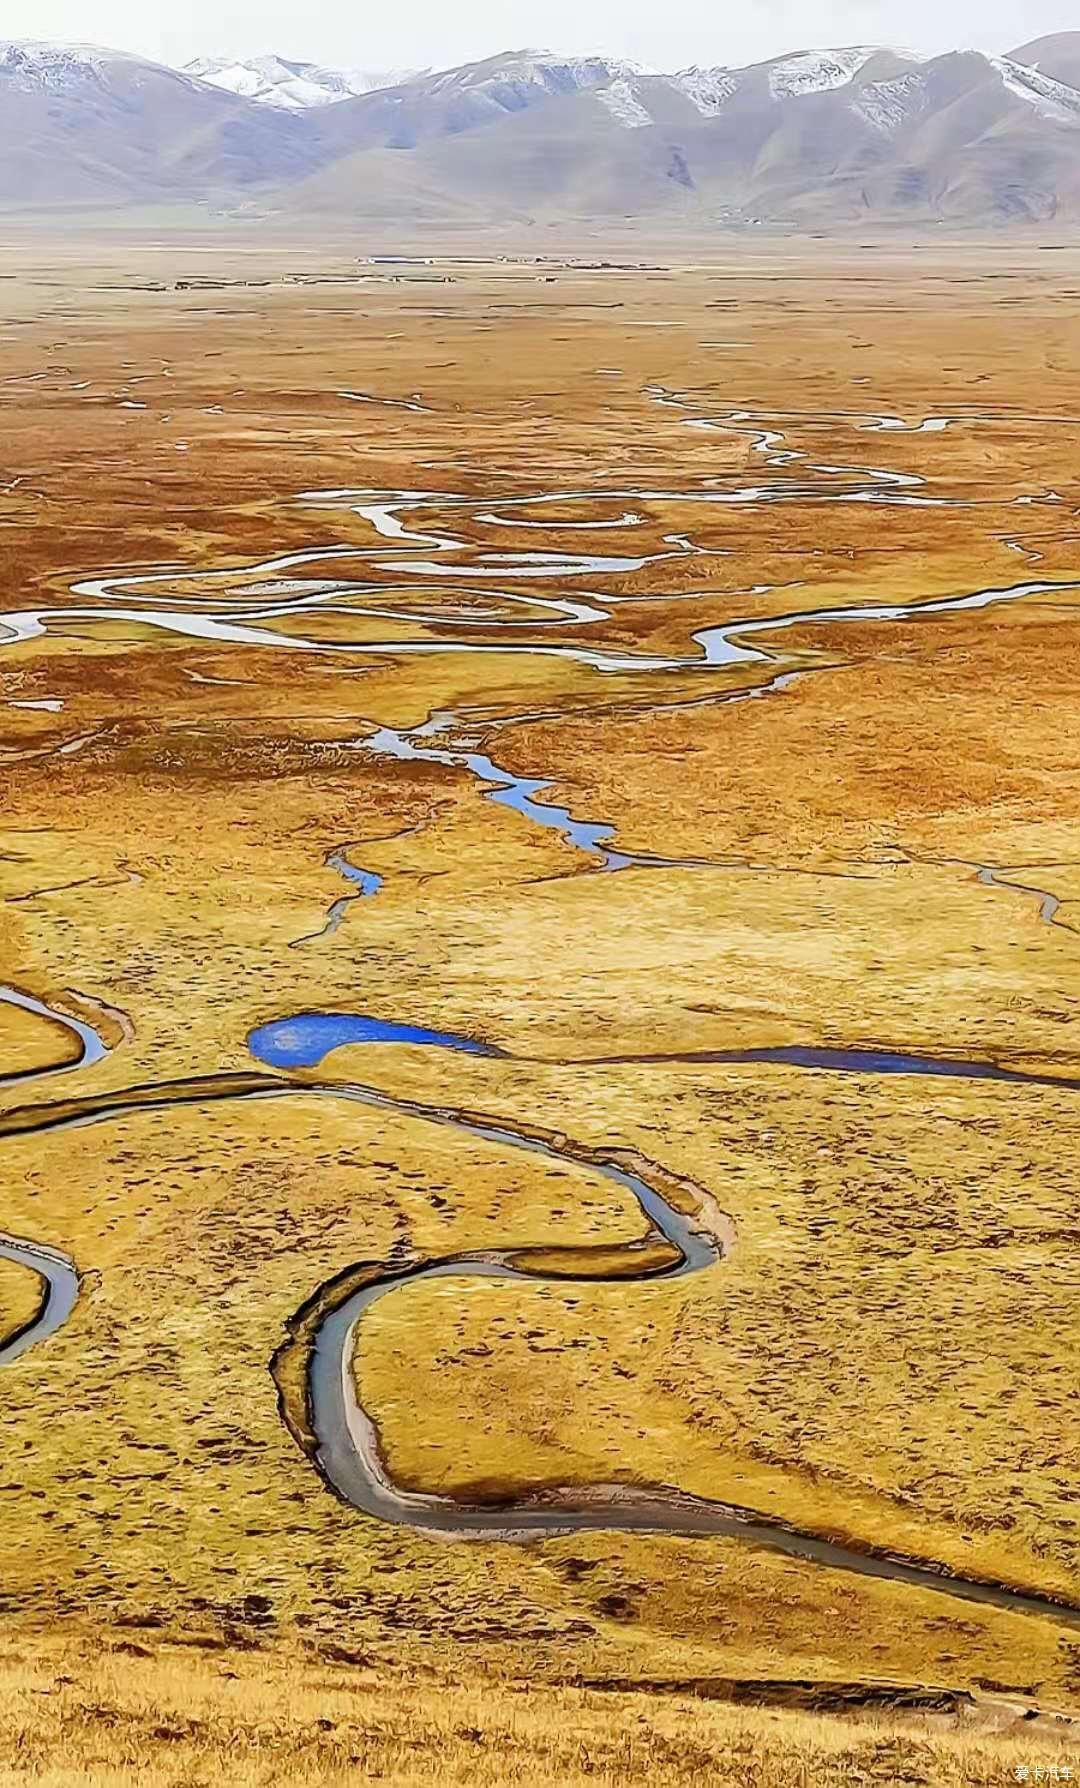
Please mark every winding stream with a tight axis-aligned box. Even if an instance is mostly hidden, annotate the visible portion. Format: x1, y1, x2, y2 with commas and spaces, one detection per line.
1, 1051, 1078, 1624
290, 848, 383, 949
5, 393, 1080, 1626
0, 984, 112, 1366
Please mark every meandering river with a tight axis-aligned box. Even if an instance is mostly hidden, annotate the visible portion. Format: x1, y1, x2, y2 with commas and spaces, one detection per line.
0, 984, 99, 1364
3, 392, 1079, 1625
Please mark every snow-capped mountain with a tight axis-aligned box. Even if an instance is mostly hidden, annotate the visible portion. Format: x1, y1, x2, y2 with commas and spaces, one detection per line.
0, 37, 209, 92
179, 44, 928, 125
0, 38, 323, 204
184, 52, 421, 109
5, 36, 1080, 224
187, 48, 650, 116
763, 46, 917, 100
299, 40, 1080, 224
0, 38, 116, 86
420, 49, 648, 99
989, 54, 1080, 123
673, 69, 738, 117
326, 45, 927, 140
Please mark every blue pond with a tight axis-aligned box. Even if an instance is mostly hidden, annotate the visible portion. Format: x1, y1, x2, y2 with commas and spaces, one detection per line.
328, 851, 382, 899
248, 1011, 502, 1069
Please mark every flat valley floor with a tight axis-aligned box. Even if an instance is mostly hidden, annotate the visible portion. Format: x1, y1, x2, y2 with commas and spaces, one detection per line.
1, 238, 1079, 1783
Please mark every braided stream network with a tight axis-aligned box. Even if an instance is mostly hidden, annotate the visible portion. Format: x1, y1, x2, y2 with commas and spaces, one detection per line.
3, 391, 1079, 1627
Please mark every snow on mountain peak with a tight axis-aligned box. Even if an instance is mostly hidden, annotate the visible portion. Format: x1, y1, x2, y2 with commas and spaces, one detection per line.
186, 46, 657, 113
0, 38, 142, 89
431, 49, 650, 95
184, 52, 421, 109
767, 46, 913, 100
675, 67, 738, 116
503, 48, 653, 79
991, 55, 1080, 124
598, 78, 653, 128
853, 71, 928, 135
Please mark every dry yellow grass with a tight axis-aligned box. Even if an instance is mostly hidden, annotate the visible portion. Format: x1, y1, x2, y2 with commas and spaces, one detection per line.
2, 242, 1080, 1777
1, 1633, 1076, 1787
0, 1260, 38, 1338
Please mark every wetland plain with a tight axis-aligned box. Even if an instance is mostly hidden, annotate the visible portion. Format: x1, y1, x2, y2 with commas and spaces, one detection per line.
1, 240, 1079, 1783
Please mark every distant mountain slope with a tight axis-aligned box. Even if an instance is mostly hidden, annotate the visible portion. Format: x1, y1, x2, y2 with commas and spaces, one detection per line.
184, 52, 422, 110
0, 39, 320, 204
310, 50, 655, 155
5, 37, 1080, 224
290, 44, 1080, 225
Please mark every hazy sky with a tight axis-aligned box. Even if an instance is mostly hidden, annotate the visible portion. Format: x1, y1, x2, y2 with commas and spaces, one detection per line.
8, 0, 1077, 72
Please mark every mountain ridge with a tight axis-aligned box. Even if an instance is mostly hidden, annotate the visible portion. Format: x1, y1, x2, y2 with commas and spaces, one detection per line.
183, 52, 424, 110
4, 35, 1080, 225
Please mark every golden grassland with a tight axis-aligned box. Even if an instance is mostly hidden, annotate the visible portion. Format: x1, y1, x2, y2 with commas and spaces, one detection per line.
0, 1259, 38, 1337
2, 243, 1080, 1776
4, 1631, 1077, 1788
